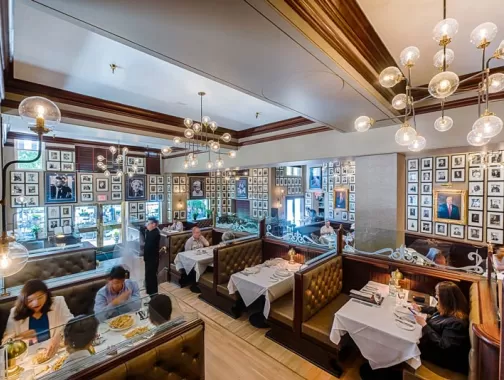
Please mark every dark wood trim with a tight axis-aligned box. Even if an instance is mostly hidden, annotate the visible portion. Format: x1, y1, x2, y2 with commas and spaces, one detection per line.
415, 91, 504, 115
239, 126, 331, 146
235, 116, 312, 138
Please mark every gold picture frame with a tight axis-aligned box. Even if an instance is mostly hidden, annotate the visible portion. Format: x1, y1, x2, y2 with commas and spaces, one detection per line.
334, 187, 349, 211
433, 189, 467, 225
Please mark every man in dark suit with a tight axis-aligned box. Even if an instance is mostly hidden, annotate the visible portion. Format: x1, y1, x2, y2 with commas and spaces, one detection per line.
438, 196, 460, 220
50, 175, 73, 199
144, 217, 161, 295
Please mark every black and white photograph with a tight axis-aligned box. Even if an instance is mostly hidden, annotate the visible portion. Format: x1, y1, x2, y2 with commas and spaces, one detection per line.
112, 176, 122, 183
408, 183, 418, 194
488, 197, 504, 212
490, 151, 503, 164
469, 196, 483, 210
111, 184, 122, 192
61, 206, 72, 217
11, 184, 24, 196
157, 176, 164, 185
408, 172, 418, 182
130, 203, 138, 213
408, 195, 418, 206
112, 192, 122, 200
421, 171, 432, 182
157, 185, 163, 193
48, 150, 60, 161
435, 222, 448, 236
25, 184, 38, 196
45, 172, 76, 203
81, 193, 93, 202
469, 182, 484, 196
421, 195, 432, 207
26, 196, 39, 207
180, 177, 186, 185
451, 154, 465, 168
173, 177, 179, 185
451, 169, 465, 182
47, 206, 60, 219
489, 167, 503, 181
468, 210, 483, 227
407, 159, 418, 171
48, 219, 60, 232
468, 167, 483, 181
10, 171, 24, 183
349, 213, 355, 222
436, 156, 449, 169
488, 212, 504, 229
450, 224, 464, 239
149, 194, 156, 201
421, 221, 432, 234
81, 184, 92, 192
407, 219, 418, 232
149, 176, 156, 185
487, 229, 503, 244
126, 175, 146, 201
408, 206, 418, 219
96, 178, 109, 192
137, 167, 145, 174
421, 157, 433, 170
469, 153, 482, 167
435, 169, 448, 183
26, 172, 39, 184
421, 207, 432, 221
61, 218, 72, 227
80, 174, 93, 184
190, 177, 205, 199
61, 151, 73, 162
61, 163, 74, 172
488, 181, 504, 196
46, 161, 61, 171
11, 197, 24, 208
468, 227, 483, 242
421, 183, 432, 194
138, 203, 145, 212
149, 185, 157, 193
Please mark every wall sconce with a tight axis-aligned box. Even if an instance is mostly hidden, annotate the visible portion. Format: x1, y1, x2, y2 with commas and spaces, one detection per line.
288, 248, 296, 264
177, 200, 183, 209
280, 189, 284, 195
277, 199, 282, 208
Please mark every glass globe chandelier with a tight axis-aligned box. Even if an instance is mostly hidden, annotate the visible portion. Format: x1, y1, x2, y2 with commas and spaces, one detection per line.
353, 0, 504, 150
180, 92, 236, 171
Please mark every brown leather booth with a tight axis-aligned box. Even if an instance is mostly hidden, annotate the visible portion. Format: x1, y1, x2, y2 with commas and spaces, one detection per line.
5, 244, 97, 288
198, 238, 263, 317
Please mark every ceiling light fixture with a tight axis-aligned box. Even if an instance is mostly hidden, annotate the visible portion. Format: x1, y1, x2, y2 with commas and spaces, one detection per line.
354, 0, 504, 150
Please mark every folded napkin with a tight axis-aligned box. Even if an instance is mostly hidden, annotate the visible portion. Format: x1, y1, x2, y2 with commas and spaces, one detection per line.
350, 289, 384, 305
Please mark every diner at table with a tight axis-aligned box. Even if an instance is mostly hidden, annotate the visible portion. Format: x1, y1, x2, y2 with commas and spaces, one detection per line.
163, 218, 184, 233
184, 227, 210, 251
320, 220, 335, 235
174, 245, 216, 282
61, 315, 99, 369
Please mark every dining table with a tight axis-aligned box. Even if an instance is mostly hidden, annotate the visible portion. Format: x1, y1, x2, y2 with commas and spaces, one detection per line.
329, 281, 427, 370
173, 245, 217, 281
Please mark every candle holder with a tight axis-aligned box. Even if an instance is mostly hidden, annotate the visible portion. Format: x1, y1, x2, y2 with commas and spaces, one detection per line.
288, 248, 296, 264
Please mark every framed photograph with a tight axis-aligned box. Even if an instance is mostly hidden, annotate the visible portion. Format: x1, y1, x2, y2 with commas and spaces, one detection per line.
137, 167, 145, 174
173, 177, 179, 185
407, 219, 418, 232
126, 175, 146, 201
236, 178, 248, 199
407, 206, 418, 219
180, 184, 186, 193
129, 203, 138, 213
180, 177, 186, 185
157, 176, 164, 185
25, 184, 38, 196
421, 195, 432, 207
421, 207, 432, 221
350, 184, 355, 193
450, 224, 465, 239
468, 210, 483, 227
468, 167, 483, 181
468, 226, 483, 242
190, 177, 205, 199
349, 193, 355, 202
349, 213, 355, 222
46, 161, 61, 171
469, 182, 484, 196
149, 176, 157, 185
489, 167, 503, 181
487, 229, 503, 244
61, 151, 73, 162
488, 197, 504, 212
451, 169, 465, 182
138, 203, 145, 212
81, 183, 92, 193
421, 183, 432, 194
421, 157, 433, 170
433, 189, 467, 225
349, 202, 355, 212
488, 212, 504, 229
80, 174, 93, 184
48, 150, 60, 162
96, 178, 109, 192
488, 181, 504, 196
61, 205, 72, 217
180, 211, 186, 219
10, 172, 24, 183
341, 212, 348, 221
25, 196, 38, 207
61, 218, 72, 228
25, 172, 39, 184
435, 222, 448, 236
173, 185, 180, 193
421, 171, 432, 183
408, 172, 418, 182
149, 194, 156, 201
436, 156, 449, 169
468, 153, 482, 167
11, 184, 24, 196
167, 176, 172, 185
48, 219, 60, 232
61, 163, 74, 172
309, 167, 322, 190
81, 192, 93, 202
47, 206, 60, 219
490, 151, 503, 164
111, 184, 121, 192
421, 221, 432, 234
435, 169, 448, 183
45, 172, 77, 203
469, 196, 483, 211
149, 185, 157, 193
11, 196, 23, 208
138, 213, 146, 222
407, 195, 418, 206
334, 188, 348, 211
451, 154, 465, 169
407, 159, 418, 171
127, 157, 135, 166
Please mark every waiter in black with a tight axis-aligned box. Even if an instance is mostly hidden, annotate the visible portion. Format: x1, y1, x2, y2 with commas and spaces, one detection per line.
144, 217, 161, 295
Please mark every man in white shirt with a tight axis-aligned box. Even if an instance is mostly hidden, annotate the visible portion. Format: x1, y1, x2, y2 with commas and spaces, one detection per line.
169, 219, 184, 232
184, 227, 210, 251
320, 220, 335, 235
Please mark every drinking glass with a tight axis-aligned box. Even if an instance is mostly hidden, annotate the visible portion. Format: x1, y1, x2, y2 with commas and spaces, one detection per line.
373, 292, 382, 305
397, 288, 406, 306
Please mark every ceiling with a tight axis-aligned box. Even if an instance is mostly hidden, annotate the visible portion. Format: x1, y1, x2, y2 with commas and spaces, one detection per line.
358, 0, 504, 86
15, 0, 393, 133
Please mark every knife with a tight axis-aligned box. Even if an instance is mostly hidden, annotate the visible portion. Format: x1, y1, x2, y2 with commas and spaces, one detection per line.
351, 298, 376, 307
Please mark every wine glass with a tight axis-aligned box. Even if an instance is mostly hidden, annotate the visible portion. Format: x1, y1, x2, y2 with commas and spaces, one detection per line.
397, 288, 406, 306
373, 292, 382, 305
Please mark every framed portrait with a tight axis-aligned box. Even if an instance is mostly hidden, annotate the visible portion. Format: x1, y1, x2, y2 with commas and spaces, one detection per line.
180, 211, 186, 219
488, 229, 504, 244
80, 192, 93, 202
469, 153, 482, 167
252, 169, 258, 176
421, 221, 432, 234
149, 194, 156, 201
167, 176, 172, 185
125, 175, 147, 201
156, 185, 163, 193
488, 181, 504, 196
136, 167, 145, 175
189, 177, 205, 199
451, 154, 466, 169
408, 172, 418, 182
421, 171, 432, 183
451, 169, 465, 182
180, 185, 186, 193
61, 163, 74, 172
96, 178, 109, 192
467, 226, 483, 242
468, 167, 483, 181
60, 205, 72, 217
349, 213, 355, 222
180, 177, 186, 185
450, 224, 465, 239
334, 188, 348, 211
111, 184, 122, 192
407, 195, 418, 206
349, 202, 355, 212
309, 167, 322, 190
420, 207, 432, 221
47, 206, 60, 219
341, 212, 348, 221
61, 218, 72, 228
488, 197, 504, 212
350, 184, 355, 193
60, 151, 74, 162
488, 212, 504, 229
25, 184, 38, 196
11, 184, 24, 196
10, 172, 24, 183
349, 193, 355, 202
45, 172, 77, 203
25, 172, 39, 184
129, 203, 138, 213
137, 213, 146, 222
157, 176, 164, 185
407, 206, 418, 219
421, 195, 432, 207
173, 185, 180, 193
46, 161, 61, 171
173, 177, 179, 185
138, 203, 145, 212
342, 176, 348, 184
469, 182, 484, 196
48, 219, 60, 232
468, 210, 483, 227
433, 189, 467, 225
110, 176, 121, 184
236, 178, 248, 199
149, 176, 156, 185
421, 183, 432, 194
469, 196, 483, 210
435, 169, 448, 183
80, 174, 93, 184
407, 219, 418, 232
436, 156, 449, 169
48, 150, 60, 162
81, 183, 92, 192
488, 167, 503, 181
407, 159, 418, 171
435, 222, 448, 236
149, 185, 157, 193
490, 151, 503, 164
421, 157, 433, 170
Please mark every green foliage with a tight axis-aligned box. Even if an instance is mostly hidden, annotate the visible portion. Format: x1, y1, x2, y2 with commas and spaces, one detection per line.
17, 150, 43, 170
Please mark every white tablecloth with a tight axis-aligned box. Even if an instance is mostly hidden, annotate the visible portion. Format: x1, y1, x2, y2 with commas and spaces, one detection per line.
227, 261, 301, 318
174, 246, 216, 281
330, 281, 422, 370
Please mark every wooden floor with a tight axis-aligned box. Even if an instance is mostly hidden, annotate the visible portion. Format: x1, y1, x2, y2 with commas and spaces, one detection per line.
159, 282, 363, 380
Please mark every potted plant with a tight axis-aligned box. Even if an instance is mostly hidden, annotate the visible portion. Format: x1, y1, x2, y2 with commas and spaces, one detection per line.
206, 210, 212, 219
192, 211, 199, 221
31, 225, 41, 240
113, 230, 120, 243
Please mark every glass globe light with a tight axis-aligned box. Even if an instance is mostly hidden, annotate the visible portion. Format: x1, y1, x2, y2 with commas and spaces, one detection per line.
495, 40, 504, 58
18, 96, 61, 128
354, 116, 374, 132
192, 123, 202, 133
190, 158, 198, 167
122, 147, 129, 155
428, 71, 460, 99
228, 151, 237, 158
379, 66, 402, 88
173, 136, 182, 144
486, 73, 504, 93
467, 130, 490, 146
399, 46, 420, 67
97, 155, 105, 162
0, 241, 29, 277
216, 158, 224, 167
116, 170, 123, 177
209, 121, 218, 132
206, 161, 213, 169
109, 146, 117, 154
184, 118, 193, 128
104, 170, 110, 177
184, 128, 195, 139
116, 155, 123, 162
132, 164, 138, 171
392, 94, 408, 110
202, 116, 211, 126
221, 133, 232, 142
432, 18, 459, 44
394, 122, 417, 146
433, 48, 455, 69
211, 141, 220, 152
183, 160, 189, 169
470, 22, 498, 48
472, 112, 503, 138
161, 147, 172, 156
408, 135, 427, 152
187, 153, 195, 160
434, 115, 454, 132
128, 171, 134, 178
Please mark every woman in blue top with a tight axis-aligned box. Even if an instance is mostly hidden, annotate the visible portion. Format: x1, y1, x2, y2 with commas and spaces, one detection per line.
3, 280, 73, 359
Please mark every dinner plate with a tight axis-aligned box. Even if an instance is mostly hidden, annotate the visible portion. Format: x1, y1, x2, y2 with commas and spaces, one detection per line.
275, 269, 290, 277
395, 319, 415, 331
108, 315, 136, 331
243, 267, 260, 274
269, 278, 279, 283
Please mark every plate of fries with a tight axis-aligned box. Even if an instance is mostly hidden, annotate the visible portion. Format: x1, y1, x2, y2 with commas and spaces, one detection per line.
108, 314, 135, 331
52, 354, 69, 372
123, 325, 149, 339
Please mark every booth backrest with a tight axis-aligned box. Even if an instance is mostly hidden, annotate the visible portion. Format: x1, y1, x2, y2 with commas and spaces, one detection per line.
168, 228, 213, 263
5, 248, 97, 288
301, 254, 343, 322
216, 239, 263, 284
468, 282, 481, 380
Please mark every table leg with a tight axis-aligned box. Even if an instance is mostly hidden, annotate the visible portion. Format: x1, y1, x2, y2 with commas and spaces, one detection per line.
247, 296, 270, 328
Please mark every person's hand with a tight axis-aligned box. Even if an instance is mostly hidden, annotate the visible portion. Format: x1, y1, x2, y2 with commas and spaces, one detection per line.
46, 336, 60, 358
414, 314, 427, 327
111, 290, 132, 306
16, 329, 37, 340
410, 303, 421, 312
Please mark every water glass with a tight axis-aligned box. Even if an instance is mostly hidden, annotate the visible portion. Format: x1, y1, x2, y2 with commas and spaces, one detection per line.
373, 292, 383, 305
397, 288, 406, 305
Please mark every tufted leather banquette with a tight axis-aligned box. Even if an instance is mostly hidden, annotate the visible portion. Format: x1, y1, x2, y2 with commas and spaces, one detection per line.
5, 247, 97, 288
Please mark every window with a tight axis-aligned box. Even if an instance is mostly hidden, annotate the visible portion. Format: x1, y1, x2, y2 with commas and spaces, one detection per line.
103, 204, 122, 225
146, 202, 161, 220
187, 199, 209, 220
286, 197, 303, 226
15, 207, 46, 240
75, 206, 97, 229
15, 140, 44, 170
286, 166, 302, 177
103, 226, 121, 246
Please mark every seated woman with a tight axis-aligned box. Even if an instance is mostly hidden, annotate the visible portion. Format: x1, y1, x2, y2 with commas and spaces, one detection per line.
3, 280, 73, 358
413, 281, 470, 375
61, 315, 99, 369
425, 247, 448, 266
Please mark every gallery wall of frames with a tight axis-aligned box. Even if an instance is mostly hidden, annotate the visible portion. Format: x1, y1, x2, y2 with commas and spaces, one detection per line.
406, 151, 504, 245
